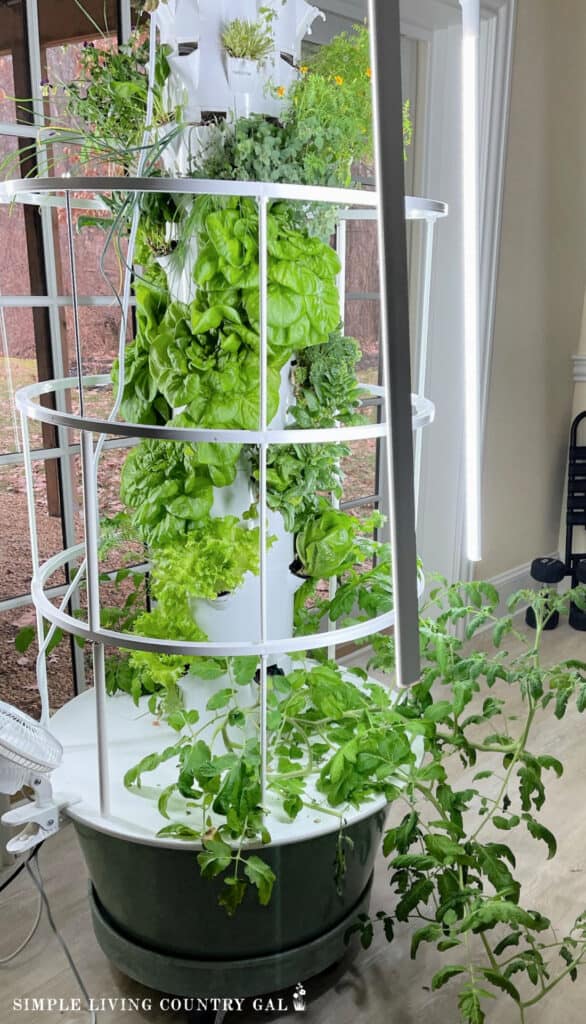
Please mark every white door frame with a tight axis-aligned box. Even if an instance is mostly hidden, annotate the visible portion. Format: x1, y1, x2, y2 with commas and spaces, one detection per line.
320, 0, 517, 584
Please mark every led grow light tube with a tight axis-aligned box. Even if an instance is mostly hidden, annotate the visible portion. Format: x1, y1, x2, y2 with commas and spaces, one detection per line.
461, 0, 482, 562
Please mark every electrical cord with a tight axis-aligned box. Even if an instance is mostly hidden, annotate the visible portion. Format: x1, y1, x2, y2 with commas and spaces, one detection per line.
25, 850, 97, 1024
0, 852, 29, 894
0, 843, 43, 964
0, 841, 97, 1024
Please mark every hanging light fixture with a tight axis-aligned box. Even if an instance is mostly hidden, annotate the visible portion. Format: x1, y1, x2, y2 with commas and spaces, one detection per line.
460, 0, 482, 563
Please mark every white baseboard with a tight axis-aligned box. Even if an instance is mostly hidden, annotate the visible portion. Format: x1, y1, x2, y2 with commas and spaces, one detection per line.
485, 552, 563, 623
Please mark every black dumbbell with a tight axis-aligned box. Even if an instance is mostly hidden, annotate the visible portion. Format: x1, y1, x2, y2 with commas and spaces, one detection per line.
569, 559, 586, 631
525, 557, 566, 630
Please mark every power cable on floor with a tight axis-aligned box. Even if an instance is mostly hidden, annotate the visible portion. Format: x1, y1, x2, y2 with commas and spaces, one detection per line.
0, 840, 97, 1024
0, 853, 29, 894
0, 844, 43, 964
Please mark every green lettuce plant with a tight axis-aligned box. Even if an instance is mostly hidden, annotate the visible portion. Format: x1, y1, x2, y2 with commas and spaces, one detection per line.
112, 516, 266, 698
115, 197, 344, 434
119, 439, 216, 547
193, 198, 341, 358
294, 530, 394, 638
152, 515, 264, 601
111, 278, 172, 425
295, 506, 360, 579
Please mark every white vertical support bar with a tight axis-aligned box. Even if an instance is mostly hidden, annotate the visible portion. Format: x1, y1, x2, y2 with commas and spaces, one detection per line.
336, 219, 347, 329
0, 287, 21, 450
20, 411, 50, 727
118, 0, 132, 44
80, 430, 110, 818
65, 193, 85, 414
414, 216, 436, 525
460, 0, 482, 563
327, 220, 348, 660
258, 196, 269, 809
25, 0, 87, 690
369, 0, 421, 688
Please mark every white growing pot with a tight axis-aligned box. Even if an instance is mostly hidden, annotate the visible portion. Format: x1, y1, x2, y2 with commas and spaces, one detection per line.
226, 55, 259, 93
153, 0, 202, 49
272, 359, 295, 431
225, 56, 261, 118
167, 50, 202, 123
210, 466, 254, 520
191, 571, 304, 644
159, 123, 214, 178
157, 240, 198, 305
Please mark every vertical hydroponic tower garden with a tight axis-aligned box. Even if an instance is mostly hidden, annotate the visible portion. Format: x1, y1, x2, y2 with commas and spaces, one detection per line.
6, 0, 446, 997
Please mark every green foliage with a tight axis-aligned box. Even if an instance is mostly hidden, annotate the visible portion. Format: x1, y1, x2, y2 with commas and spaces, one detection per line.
121, 516, 264, 696
257, 442, 347, 533
67, 37, 153, 146
125, 660, 418, 914
354, 581, 586, 1024
31, 32, 173, 174
111, 278, 172, 425
294, 516, 392, 637
193, 197, 341, 362
199, 114, 316, 185
118, 434, 242, 550
14, 620, 64, 658
198, 25, 412, 196
283, 25, 374, 184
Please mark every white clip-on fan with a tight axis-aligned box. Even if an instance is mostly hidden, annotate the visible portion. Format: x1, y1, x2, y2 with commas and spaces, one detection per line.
0, 700, 76, 854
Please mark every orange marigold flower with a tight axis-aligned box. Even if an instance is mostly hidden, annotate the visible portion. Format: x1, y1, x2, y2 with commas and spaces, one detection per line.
335, 75, 344, 86
277, 85, 286, 97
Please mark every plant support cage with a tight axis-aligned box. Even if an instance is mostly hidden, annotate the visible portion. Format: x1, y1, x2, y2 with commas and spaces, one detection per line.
7, 174, 447, 769
1, 173, 447, 993
1, 0, 449, 991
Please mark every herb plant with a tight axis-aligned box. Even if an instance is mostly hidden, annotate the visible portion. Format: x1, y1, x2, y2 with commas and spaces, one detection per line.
247, 330, 364, 531
221, 13, 275, 63
258, 441, 347, 533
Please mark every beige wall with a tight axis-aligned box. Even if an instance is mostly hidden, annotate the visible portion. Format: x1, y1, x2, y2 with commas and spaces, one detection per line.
479, 0, 586, 579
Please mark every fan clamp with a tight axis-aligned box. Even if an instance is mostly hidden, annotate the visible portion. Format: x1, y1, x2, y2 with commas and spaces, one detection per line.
2, 777, 80, 854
